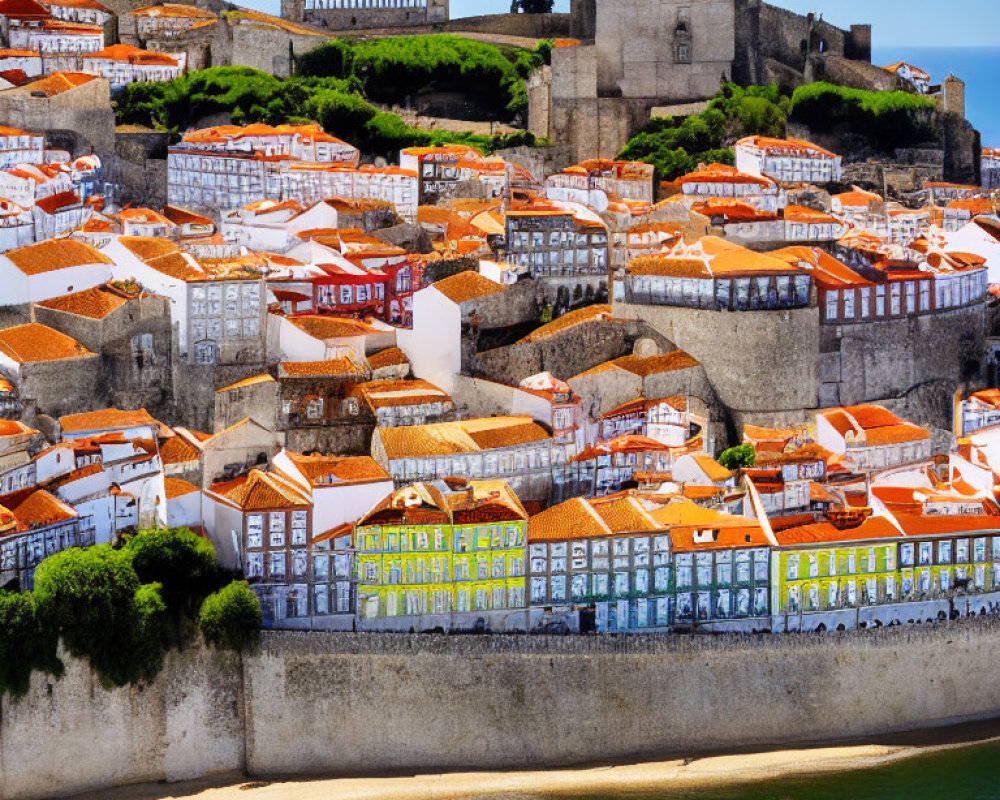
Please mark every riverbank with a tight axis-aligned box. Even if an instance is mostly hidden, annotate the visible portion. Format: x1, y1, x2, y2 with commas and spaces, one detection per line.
66, 725, 1000, 800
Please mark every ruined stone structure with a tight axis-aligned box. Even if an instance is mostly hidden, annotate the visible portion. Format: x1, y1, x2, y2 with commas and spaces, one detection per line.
535, 0, 874, 163
281, 0, 448, 30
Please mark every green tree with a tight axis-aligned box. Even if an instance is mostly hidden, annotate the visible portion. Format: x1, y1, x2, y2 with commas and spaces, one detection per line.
0, 591, 62, 697
124, 528, 222, 634
514, 0, 555, 12
33, 546, 170, 687
718, 444, 756, 471
199, 582, 262, 652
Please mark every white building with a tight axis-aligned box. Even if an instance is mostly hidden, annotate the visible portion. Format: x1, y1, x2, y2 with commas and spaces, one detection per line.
102, 235, 265, 364
816, 405, 933, 472
735, 136, 843, 186
0, 238, 111, 304
81, 43, 183, 90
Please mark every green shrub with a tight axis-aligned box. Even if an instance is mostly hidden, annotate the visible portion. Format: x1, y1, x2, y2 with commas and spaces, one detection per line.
124, 528, 222, 628
790, 82, 938, 151
33, 546, 170, 687
0, 591, 61, 697
199, 582, 262, 652
617, 82, 790, 182
295, 35, 544, 121
115, 66, 533, 159
718, 444, 757, 471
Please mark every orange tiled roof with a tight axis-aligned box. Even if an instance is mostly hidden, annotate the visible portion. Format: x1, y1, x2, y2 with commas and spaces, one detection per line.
379, 416, 549, 460
574, 350, 699, 380
10, 488, 77, 529
35, 283, 139, 319
4, 238, 111, 275
279, 359, 367, 378
130, 2, 216, 17
432, 271, 505, 305
282, 451, 389, 487
0, 323, 94, 363
164, 477, 199, 499
211, 468, 310, 511
367, 346, 409, 370
285, 315, 375, 340
736, 135, 838, 159
217, 373, 275, 393
20, 71, 95, 97
518, 304, 612, 344
159, 434, 200, 465
59, 407, 160, 434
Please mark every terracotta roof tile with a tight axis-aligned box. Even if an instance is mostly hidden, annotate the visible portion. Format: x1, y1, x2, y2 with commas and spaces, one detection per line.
367, 346, 409, 370
210, 468, 310, 510
0, 323, 95, 363
279, 358, 367, 378
519, 305, 612, 344
285, 315, 375, 339
10, 488, 77, 529
164, 477, 199, 499
5, 238, 110, 275
35, 283, 142, 319
283, 452, 390, 486
379, 416, 549, 460
573, 350, 699, 380
433, 271, 506, 305
59, 407, 160, 434
217, 373, 275, 393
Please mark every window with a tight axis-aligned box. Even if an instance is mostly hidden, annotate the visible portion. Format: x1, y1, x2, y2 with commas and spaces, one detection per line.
306, 396, 324, 420
876, 285, 886, 316
194, 340, 217, 365
130, 333, 154, 366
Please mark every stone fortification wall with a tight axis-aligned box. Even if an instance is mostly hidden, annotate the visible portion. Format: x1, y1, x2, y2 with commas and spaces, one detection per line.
9, 621, 1000, 800
614, 301, 821, 420
0, 644, 244, 800
613, 300, 986, 436
443, 12, 570, 39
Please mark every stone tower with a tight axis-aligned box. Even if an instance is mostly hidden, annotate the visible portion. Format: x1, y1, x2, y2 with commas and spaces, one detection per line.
280, 0, 305, 23
942, 74, 966, 119
426, 0, 448, 24
594, 0, 736, 101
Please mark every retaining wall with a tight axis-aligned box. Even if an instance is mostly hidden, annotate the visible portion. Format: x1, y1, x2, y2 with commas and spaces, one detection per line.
8, 620, 1000, 799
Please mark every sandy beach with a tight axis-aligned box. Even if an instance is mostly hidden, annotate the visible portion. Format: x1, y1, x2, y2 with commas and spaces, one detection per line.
66, 734, 1000, 800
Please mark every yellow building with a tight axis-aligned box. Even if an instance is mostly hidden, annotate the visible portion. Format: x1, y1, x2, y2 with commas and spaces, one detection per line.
354, 479, 528, 625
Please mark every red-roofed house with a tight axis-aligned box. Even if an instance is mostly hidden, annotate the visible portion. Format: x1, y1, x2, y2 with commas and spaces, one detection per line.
82, 43, 183, 90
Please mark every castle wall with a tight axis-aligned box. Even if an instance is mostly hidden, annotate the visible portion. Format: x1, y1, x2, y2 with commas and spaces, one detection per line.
613, 300, 986, 437
595, 0, 735, 101
9, 622, 1000, 800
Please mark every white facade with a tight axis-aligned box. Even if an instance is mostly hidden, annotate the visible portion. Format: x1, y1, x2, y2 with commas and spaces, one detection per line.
735, 137, 843, 186
0, 252, 111, 305
395, 285, 462, 394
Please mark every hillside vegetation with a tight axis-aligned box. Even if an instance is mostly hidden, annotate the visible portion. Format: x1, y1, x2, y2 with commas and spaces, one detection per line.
296, 35, 552, 121
115, 67, 538, 158
0, 528, 259, 696
618, 82, 939, 182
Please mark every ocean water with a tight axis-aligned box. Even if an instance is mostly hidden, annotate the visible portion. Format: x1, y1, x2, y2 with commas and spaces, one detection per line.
573, 739, 1000, 800
872, 46, 1000, 149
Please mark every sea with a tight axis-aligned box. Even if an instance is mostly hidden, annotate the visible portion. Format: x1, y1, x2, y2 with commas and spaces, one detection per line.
872, 46, 1000, 149
575, 739, 1000, 800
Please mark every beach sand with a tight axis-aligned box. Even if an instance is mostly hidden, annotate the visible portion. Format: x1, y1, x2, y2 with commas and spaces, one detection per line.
65, 734, 999, 800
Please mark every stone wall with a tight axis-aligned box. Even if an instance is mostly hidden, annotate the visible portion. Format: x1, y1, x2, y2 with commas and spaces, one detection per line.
0, 644, 243, 800
0, 78, 115, 160
614, 300, 987, 438
10, 621, 1000, 800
